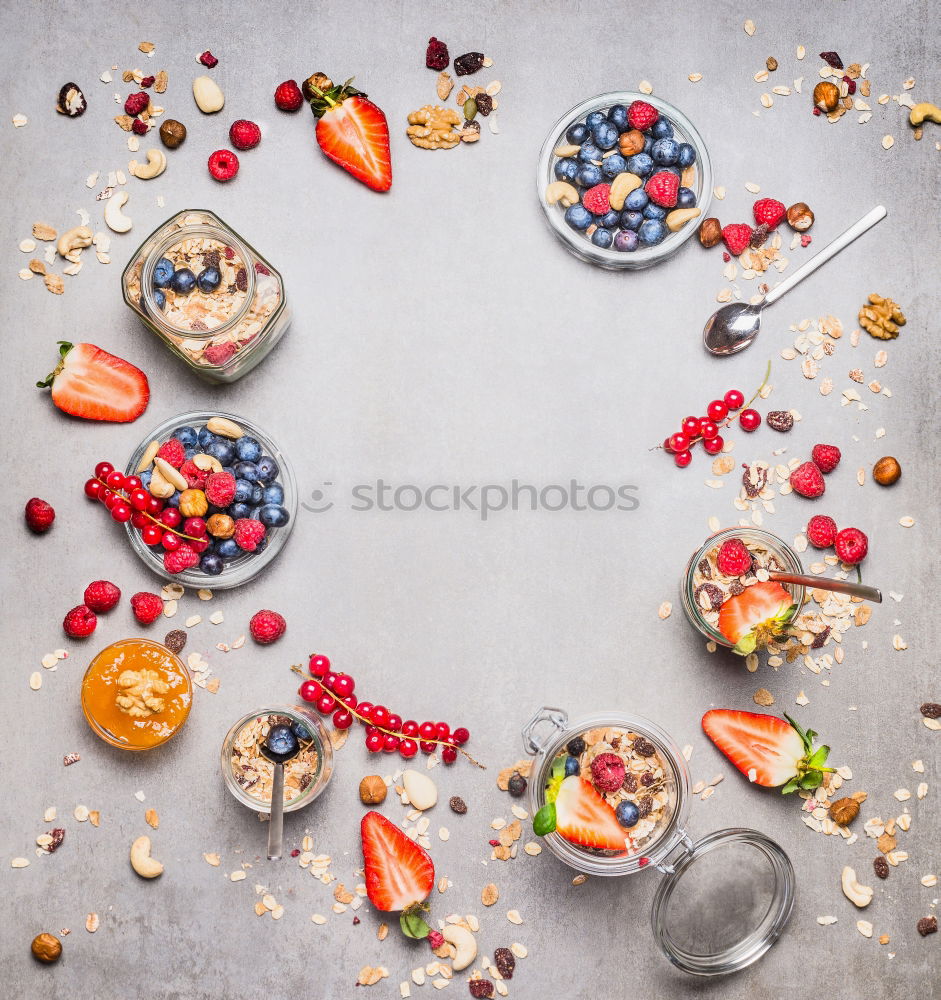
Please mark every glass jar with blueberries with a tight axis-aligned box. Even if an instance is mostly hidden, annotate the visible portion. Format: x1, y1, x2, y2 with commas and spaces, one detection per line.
121, 210, 291, 383
124, 409, 297, 589
537, 92, 712, 268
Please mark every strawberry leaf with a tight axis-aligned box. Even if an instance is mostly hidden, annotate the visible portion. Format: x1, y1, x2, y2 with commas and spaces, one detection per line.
800, 770, 824, 790
781, 777, 800, 794
533, 802, 556, 836
808, 745, 831, 769
399, 908, 431, 940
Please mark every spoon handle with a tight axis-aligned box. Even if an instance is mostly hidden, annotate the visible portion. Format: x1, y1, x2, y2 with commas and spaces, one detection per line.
770, 571, 883, 603
763, 205, 887, 307
267, 763, 285, 860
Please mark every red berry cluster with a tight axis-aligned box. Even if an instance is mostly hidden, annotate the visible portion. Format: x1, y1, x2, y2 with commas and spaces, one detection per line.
297, 655, 471, 765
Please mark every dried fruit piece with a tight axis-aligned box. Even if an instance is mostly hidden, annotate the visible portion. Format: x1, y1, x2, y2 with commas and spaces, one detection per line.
917, 916, 937, 936
454, 52, 485, 76
474, 92, 493, 116
819, 51, 844, 69
873, 855, 889, 879
426, 37, 449, 71
920, 702, 941, 719
56, 82, 87, 118
493, 947, 515, 979
766, 410, 794, 432
449, 796, 467, 814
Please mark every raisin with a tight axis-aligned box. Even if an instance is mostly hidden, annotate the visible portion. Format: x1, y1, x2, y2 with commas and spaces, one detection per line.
475, 93, 494, 116
469, 981, 494, 999
164, 629, 187, 654
566, 736, 586, 756
140, 75, 155, 89
741, 464, 768, 498
917, 916, 937, 937
819, 51, 844, 69
48, 828, 65, 853
729, 580, 745, 596
425, 37, 450, 71
697, 558, 712, 580
811, 626, 831, 649
507, 773, 527, 798
235, 267, 248, 292
766, 410, 794, 432
873, 856, 889, 879
637, 795, 653, 818
493, 947, 515, 979
695, 582, 725, 613
640, 771, 655, 786
634, 737, 656, 757
750, 223, 770, 248
449, 796, 467, 815
454, 52, 485, 76
202, 250, 221, 268
622, 772, 638, 793
920, 702, 941, 719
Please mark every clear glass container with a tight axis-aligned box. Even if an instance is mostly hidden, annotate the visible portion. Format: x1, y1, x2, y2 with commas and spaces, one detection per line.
221, 705, 334, 814
537, 92, 712, 269
681, 528, 805, 649
124, 409, 297, 590
523, 707, 795, 976
122, 209, 290, 383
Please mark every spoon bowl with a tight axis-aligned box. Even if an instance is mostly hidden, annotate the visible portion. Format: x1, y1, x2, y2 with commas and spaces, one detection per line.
262, 724, 301, 860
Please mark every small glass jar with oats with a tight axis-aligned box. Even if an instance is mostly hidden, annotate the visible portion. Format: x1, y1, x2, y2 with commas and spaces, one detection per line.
122, 210, 290, 383
522, 707, 795, 976
221, 706, 334, 814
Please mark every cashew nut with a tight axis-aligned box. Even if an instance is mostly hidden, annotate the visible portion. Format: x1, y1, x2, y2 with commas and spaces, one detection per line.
148, 464, 175, 499
545, 180, 580, 207
441, 924, 477, 971
129, 835, 163, 878
153, 456, 187, 492
666, 206, 702, 232
56, 226, 93, 261
841, 865, 873, 908
129, 148, 167, 180
909, 102, 941, 127
104, 191, 132, 233
608, 171, 642, 211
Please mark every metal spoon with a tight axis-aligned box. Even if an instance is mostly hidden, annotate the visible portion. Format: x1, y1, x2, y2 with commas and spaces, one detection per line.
261, 724, 300, 860
703, 205, 887, 356
769, 572, 882, 603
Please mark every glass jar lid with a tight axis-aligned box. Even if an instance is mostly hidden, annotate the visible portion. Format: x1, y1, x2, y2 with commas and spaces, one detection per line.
650, 827, 795, 976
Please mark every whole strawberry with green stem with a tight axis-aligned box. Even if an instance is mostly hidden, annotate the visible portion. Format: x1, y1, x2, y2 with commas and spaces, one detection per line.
304, 73, 392, 192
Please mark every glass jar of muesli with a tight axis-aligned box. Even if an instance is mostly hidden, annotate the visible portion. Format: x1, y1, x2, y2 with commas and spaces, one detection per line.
122, 210, 290, 383
522, 707, 795, 976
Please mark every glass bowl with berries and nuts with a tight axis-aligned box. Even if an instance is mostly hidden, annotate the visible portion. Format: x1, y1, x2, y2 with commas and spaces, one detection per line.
537, 92, 712, 269
122, 409, 297, 589
681, 528, 805, 655
522, 707, 795, 976
221, 706, 334, 814
122, 209, 291, 383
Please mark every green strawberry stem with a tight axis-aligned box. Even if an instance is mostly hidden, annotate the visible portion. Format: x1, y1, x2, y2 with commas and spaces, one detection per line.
36, 340, 74, 388
779, 713, 835, 794
399, 904, 431, 940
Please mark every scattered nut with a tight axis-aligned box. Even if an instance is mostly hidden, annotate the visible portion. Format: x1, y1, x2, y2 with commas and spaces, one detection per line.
104, 191, 132, 233
441, 924, 477, 971
56, 226, 92, 261
608, 171, 642, 211
699, 217, 722, 247
618, 128, 646, 155
666, 207, 702, 232
481, 883, 499, 906
159, 118, 187, 149
872, 456, 901, 486
402, 769, 437, 811
917, 915, 938, 937
786, 202, 815, 231
192, 75, 225, 113
129, 148, 167, 180
406, 104, 461, 149
56, 82, 87, 117
359, 775, 387, 805
829, 797, 860, 826
813, 81, 840, 112
841, 865, 874, 908
545, 180, 580, 208
766, 57, 778, 71
859, 293, 906, 340
129, 834, 164, 878
31, 932, 62, 963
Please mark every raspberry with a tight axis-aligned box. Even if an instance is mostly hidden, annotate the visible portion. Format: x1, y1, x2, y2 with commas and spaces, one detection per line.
131, 591, 164, 624
753, 198, 786, 228
834, 527, 868, 565
83, 580, 121, 613
203, 342, 237, 366
627, 99, 659, 131
199, 50, 219, 68
427, 929, 445, 949
208, 149, 239, 182
249, 610, 286, 644
582, 183, 612, 215
156, 438, 186, 468
721, 223, 753, 256
25, 497, 55, 533
229, 119, 261, 151
811, 443, 841, 474
790, 461, 826, 498
590, 752, 626, 793
274, 79, 304, 112
179, 459, 209, 489
806, 515, 838, 548
716, 538, 752, 576
645, 171, 679, 208
63, 605, 97, 638
132, 118, 148, 136
163, 543, 201, 575
233, 518, 267, 552
124, 92, 149, 117
205, 471, 236, 507
425, 37, 449, 71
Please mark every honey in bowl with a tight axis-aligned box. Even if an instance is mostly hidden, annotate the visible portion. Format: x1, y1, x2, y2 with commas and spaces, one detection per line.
81, 638, 192, 750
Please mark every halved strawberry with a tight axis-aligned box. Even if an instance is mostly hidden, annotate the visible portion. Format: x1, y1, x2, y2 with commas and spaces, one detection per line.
716, 580, 796, 655
37, 341, 149, 423
305, 74, 392, 192
554, 776, 627, 852
361, 810, 434, 912
702, 709, 832, 793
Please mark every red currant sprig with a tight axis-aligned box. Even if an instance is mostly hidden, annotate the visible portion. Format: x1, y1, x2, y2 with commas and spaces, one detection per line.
291, 655, 482, 769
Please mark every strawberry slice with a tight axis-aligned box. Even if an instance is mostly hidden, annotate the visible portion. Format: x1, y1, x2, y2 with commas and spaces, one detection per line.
306, 74, 392, 192
361, 810, 434, 911
716, 580, 796, 655
702, 709, 832, 793
36, 341, 149, 423
554, 775, 627, 852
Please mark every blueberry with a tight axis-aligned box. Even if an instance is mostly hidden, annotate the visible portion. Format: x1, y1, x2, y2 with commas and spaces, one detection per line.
140, 470, 152, 488
216, 538, 240, 559
614, 229, 639, 252
184, 447, 196, 460
585, 110, 606, 128
643, 135, 654, 154
554, 157, 579, 183
235, 437, 262, 462
165, 491, 181, 508
262, 483, 285, 505
256, 456, 280, 482
620, 210, 644, 231
196, 266, 221, 293
197, 428, 216, 447
259, 503, 290, 527
234, 461, 260, 482
249, 505, 264, 520
564, 204, 593, 230
607, 104, 629, 131
565, 122, 589, 145
616, 801, 640, 828
639, 219, 668, 245
591, 121, 618, 150
626, 153, 654, 177
566, 736, 586, 756
254, 536, 269, 555
200, 553, 224, 576
172, 426, 198, 447
590, 227, 614, 249
564, 756, 581, 777
624, 188, 649, 211
651, 137, 679, 166
154, 289, 166, 310
206, 440, 235, 466
577, 142, 603, 164
676, 187, 697, 210
292, 722, 313, 743
234, 478, 254, 503
677, 142, 697, 168
643, 203, 667, 220
575, 163, 603, 188
153, 257, 175, 288
221, 466, 236, 479
599, 210, 621, 228
601, 154, 628, 178
651, 117, 674, 140
169, 268, 196, 295
661, 165, 682, 178
250, 484, 264, 505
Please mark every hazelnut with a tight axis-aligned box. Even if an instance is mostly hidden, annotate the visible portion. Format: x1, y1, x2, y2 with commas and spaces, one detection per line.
829, 797, 860, 826
359, 774, 387, 805
31, 933, 62, 964
872, 456, 901, 486
766, 56, 778, 72
786, 201, 815, 231
617, 128, 645, 156
698, 217, 722, 248
206, 513, 235, 538
159, 118, 187, 149
813, 81, 840, 113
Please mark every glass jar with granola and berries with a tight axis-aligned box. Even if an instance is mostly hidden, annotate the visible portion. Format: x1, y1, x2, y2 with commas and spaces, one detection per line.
522, 707, 796, 976
122, 210, 290, 383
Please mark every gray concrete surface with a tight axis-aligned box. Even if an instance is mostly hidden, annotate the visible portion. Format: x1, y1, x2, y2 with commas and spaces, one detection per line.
1, 1, 938, 997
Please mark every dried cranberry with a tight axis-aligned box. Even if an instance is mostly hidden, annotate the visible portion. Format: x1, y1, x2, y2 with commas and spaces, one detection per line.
474, 92, 494, 116
425, 36, 449, 71
843, 76, 857, 95
223, 246, 236, 260
812, 107, 822, 116
469, 981, 494, 999
199, 50, 219, 68
352, 916, 361, 925
254, 261, 271, 275
454, 52, 485, 76
48, 828, 65, 853
132, 118, 148, 135
140, 75, 155, 89
290, 848, 300, 858
819, 51, 844, 69
811, 626, 831, 649
493, 948, 515, 979
766, 410, 794, 433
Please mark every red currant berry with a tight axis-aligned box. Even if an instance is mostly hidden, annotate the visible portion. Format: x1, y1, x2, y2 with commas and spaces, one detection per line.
322, 671, 338, 691
141, 524, 163, 546
418, 721, 436, 740
316, 692, 336, 714
681, 416, 700, 438
703, 435, 724, 455
357, 701, 374, 723
162, 532, 181, 551
662, 437, 674, 454
129, 489, 150, 511
183, 517, 207, 537
451, 726, 470, 745
103, 490, 120, 510
365, 732, 383, 753
111, 502, 132, 522
382, 734, 400, 753
739, 408, 761, 432
706, 400, 728, 422
124, 476, 143, 492
724, 389, 745, 411
332, 674, 355, 698
435, 722, 450, 741
371, 705, 389, 728
669, 432, 690, 453
299, 680, 321, 702
441, 745, 458, 764
146, 496, 163, 516
333, 709, 353, 730
131, 511, 149, 529
399, 738, 418, 758
105, 470, 126, 490
160, 508, 182, 528
94, 461, 114, 480
700, 420, 719, 440
387, 713, 402, 732
674, 449, 693, 468
84, 478, 103, 499
419, 740, 436, 754
190, 537, 209, 553
308, 654, 330, 677
401, 720, 419, 737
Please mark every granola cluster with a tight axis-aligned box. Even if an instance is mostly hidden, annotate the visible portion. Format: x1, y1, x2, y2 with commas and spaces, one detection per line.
229, 713, 319, 805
